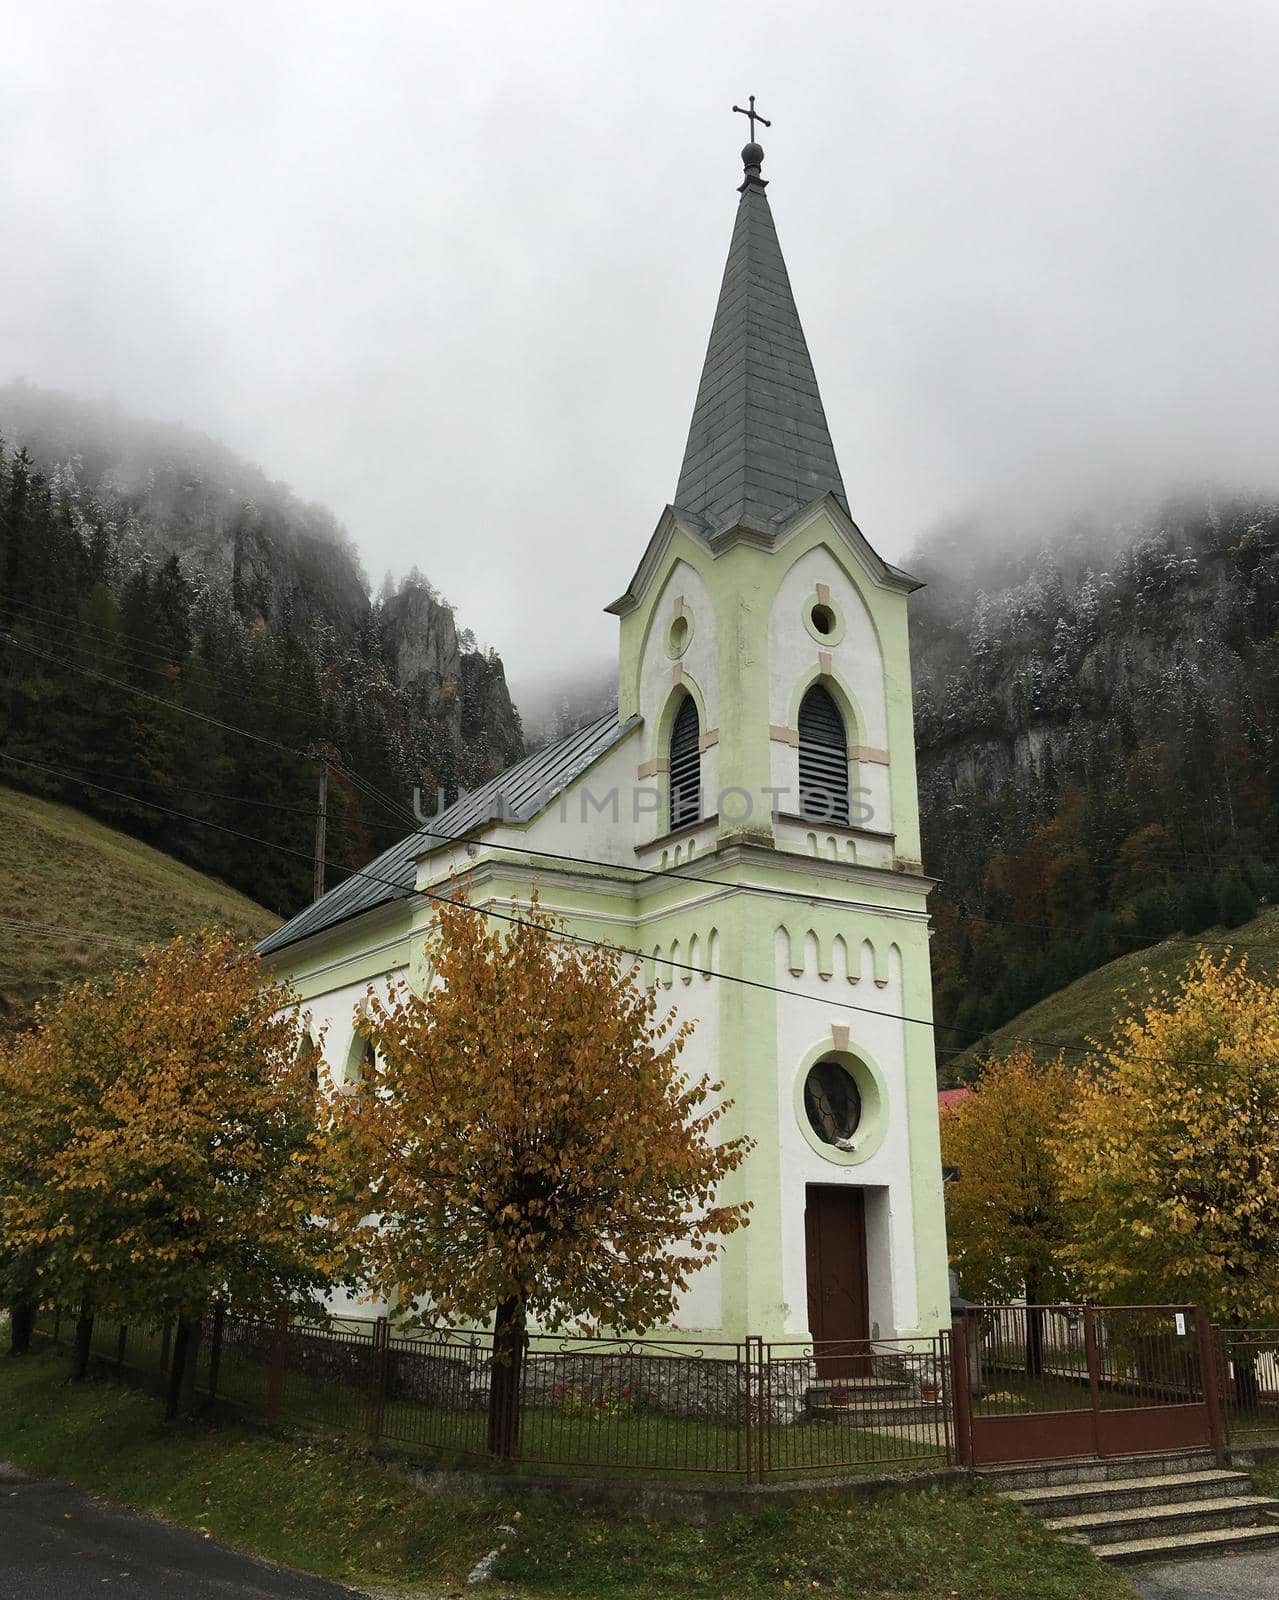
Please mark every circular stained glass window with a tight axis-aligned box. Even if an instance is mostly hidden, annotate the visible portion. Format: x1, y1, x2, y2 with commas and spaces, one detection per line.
803, 1058, 862, 1147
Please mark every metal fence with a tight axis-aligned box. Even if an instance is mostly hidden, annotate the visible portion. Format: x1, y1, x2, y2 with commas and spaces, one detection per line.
953, 1303, 1224, 1465
1215, 1328, 1279, 1445
32, 1306, 952, 1483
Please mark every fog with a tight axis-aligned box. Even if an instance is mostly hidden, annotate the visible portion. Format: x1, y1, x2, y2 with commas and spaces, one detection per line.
5, 0, 1278, 709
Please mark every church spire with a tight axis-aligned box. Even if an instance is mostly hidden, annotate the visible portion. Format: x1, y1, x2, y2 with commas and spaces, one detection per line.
674, 120, 849, 537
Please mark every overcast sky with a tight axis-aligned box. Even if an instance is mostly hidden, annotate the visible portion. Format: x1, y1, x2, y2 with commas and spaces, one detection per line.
5, 1, 1279, 705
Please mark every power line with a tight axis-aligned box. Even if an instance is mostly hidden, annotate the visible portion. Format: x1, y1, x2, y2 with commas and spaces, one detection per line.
1, 628, 428, 830
11, 625, 1277, 1062
0, 748, 1243, 1073
1, 632, 309, 760
302, 770, 1279, 959
9, 605, 1275, 950
1, 617, 361, 779
0, 742, 404, 832
0, 592, 349, 732
0, 915, 141, 949
326, 758, 418, 829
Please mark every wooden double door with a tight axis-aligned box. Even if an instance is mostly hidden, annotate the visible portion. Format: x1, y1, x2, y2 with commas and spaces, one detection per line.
804, 1184, 871, 1377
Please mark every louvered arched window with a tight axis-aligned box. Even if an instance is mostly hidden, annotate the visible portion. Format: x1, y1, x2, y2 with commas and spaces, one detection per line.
668, 694, 701, 831
798, 684, 849, 825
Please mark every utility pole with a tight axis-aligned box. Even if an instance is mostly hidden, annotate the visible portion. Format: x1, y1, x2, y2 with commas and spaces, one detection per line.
307, 745, 335, 901
312, 758, 328, 902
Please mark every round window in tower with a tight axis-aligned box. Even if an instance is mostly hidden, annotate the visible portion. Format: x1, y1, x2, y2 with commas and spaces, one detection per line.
665, 610, 693, 658
810, 602, 837, 636
803, 1058, 863, 1148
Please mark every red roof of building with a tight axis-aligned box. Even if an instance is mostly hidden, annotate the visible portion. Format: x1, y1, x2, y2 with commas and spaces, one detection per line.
937, 1087, 971, 1111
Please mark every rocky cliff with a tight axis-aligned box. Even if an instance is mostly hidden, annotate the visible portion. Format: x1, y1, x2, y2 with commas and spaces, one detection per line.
0, 383, 526, 916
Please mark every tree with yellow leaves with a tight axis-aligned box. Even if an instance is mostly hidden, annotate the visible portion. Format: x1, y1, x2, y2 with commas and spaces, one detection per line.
1057, 951, 1279, 1323
0, 932, 330, 1417
941, 1047, 1076, 1372
323, 892, 752, 1457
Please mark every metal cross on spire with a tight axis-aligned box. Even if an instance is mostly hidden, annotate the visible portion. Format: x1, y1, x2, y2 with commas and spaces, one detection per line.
732, 95, 771, 143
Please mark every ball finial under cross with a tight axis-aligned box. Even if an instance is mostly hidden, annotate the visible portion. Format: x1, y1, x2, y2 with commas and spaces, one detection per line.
732, 96, 770, 188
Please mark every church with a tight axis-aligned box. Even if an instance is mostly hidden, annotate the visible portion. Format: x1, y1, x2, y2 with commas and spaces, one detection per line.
259, 128, 951, 1351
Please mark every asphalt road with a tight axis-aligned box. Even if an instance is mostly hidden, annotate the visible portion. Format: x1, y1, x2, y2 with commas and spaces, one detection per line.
1128, 1546, 1279, 1600
0, 1461, 363, 1600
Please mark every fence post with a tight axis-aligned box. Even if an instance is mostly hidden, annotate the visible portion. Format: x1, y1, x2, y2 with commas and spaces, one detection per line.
739, 1342, 752, 1485
116, 1324, 127, 1365
160, 1317, 173, 1379
207, 1305, 225, 1402
756, 1336, 768, 1485
950, 1319, 973, 1468
1196, 1311, 1229, 1465
936, 1330, 954, 1462
368, 1317, 389, 1445
1082, 1305, 1103, 1458
266, 1307, 289, 1422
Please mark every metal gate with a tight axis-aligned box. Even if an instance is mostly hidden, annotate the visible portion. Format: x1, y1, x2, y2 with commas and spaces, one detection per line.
951, 1304, 1225, 1466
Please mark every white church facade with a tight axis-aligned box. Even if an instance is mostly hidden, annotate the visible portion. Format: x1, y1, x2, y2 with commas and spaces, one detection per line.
260, 134, 951, 1351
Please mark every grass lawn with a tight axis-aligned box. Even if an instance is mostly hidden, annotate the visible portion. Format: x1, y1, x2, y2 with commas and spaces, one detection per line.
0, 1349, 1134, 1598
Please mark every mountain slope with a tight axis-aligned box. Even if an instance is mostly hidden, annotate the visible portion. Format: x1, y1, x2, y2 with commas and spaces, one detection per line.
940, 905, 1279, 1082
909, 491, 1279, 1066
0, 783, 277, 1035
0, 384, 526, 919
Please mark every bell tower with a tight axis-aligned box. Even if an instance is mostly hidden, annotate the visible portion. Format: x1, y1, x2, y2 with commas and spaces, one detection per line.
606, 124, 950, 1344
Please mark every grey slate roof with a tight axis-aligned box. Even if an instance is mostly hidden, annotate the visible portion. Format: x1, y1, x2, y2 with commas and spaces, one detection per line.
674, 163, 848, 537
258, 711, 638, 958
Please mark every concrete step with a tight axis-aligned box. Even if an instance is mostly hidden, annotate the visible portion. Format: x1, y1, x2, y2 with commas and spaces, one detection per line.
809, 1402, 945, 1426
1098, 1520, 1279, 1565
807, 1379, 914, 1401
1043, 1493, 1279, 1547
977, 1449, 1216, 1493
1008, 1468, 1252, 1519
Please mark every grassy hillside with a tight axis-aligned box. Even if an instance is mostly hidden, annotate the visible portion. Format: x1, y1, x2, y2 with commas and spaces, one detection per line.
0, 784, 278, 1035
942, 904, 1279, 1082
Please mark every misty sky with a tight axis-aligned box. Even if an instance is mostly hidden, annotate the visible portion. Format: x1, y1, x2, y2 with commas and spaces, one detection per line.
5, 1, 1279, 705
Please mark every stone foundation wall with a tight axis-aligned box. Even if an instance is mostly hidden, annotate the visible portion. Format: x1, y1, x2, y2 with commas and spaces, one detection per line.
387, 1345, 817, 1426
219, 1319, 940, 1429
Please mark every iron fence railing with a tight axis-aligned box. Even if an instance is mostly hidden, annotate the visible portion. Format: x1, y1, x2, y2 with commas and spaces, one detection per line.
29, 1305, 952, 1483
964, 1303, 1208, 1415
52, 1302, 1279, 1470
757, 1337, 952, 1477
1215, 1328, 1279, 1444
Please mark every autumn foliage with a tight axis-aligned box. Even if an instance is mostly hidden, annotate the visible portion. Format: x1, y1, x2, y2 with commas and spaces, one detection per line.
323, 891, 752, 1453
0, 931, 329, 1410
1057, 951, 1279, 1323
940, 1046, 1076, 1310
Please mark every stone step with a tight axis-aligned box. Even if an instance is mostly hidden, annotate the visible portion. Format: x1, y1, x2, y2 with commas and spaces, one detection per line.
1044, 1493, 1279, 1547
1098, 1521, 1279, 1565
1008, 1468, 1252, 1519
809, 1407, 944, 1428
977, 1448, 1217, 1493
807, 1378, 915, 1397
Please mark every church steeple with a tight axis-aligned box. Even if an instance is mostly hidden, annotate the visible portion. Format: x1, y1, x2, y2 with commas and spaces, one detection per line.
674, 131, 849, 538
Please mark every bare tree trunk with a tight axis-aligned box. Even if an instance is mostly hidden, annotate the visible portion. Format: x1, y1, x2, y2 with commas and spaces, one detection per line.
165, 1316, 204, 1422
7, 1302, 34, 1356
71, 1297, 94, 1382
486, 1298, 526, 1460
